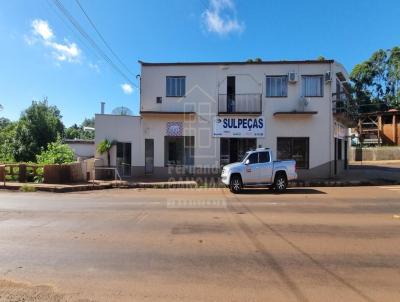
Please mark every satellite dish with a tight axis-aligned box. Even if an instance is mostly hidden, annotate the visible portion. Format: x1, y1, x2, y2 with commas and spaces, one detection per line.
112, 106, 133, 116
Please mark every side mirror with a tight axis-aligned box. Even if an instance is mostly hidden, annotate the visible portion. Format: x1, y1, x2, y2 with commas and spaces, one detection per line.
245, 159, 250, 165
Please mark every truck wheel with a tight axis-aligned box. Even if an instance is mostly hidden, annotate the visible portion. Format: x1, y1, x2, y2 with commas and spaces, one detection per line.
274, 173, 287, 193
229, 175, 242, 194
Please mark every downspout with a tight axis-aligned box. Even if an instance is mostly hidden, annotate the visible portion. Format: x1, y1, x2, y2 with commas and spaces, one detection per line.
329, 62, 333, 177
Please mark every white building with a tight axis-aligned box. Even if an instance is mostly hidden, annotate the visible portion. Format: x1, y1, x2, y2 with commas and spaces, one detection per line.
95, 59, 352, 179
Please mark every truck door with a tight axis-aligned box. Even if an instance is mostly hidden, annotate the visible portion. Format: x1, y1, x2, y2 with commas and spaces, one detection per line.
258, 151, 273, 183
242, 152, 259, 184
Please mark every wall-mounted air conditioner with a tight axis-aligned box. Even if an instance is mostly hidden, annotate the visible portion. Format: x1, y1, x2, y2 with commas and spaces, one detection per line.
325, 71, 332, 82
288, 72, 298, 83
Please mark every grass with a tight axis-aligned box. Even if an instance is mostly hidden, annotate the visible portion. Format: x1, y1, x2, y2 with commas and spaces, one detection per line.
19, 184, 37, 192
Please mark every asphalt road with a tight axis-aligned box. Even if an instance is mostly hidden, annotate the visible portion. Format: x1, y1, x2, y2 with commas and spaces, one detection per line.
0, 186, 400, 302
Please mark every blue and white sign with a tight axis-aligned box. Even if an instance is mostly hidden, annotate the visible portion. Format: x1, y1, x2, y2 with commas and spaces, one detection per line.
213, 116, 265, 138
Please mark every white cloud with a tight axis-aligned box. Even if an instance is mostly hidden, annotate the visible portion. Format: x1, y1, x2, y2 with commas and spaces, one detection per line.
28, 19, 81, 63
121, 83, 133, 95
202, 0, 244, 35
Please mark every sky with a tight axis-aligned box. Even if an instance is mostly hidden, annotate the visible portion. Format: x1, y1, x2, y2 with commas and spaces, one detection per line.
0, 0, 399, 126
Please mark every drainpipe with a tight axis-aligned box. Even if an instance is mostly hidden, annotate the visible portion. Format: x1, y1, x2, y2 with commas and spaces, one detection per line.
329, 63, 333, 177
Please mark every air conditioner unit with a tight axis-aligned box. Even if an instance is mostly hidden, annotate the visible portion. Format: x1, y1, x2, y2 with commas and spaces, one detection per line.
288, 72, 298, 83
325, 71, 332, 82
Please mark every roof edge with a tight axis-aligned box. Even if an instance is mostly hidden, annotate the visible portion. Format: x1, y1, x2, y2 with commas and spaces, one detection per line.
138, 59, 335, 66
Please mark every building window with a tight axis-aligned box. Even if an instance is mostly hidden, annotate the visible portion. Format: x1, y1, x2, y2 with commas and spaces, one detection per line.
302, 75, 323, 97
166, 76, 185, 97
164, 136, 194, 166
266, 76, 288, 97
277, 137, 309, 169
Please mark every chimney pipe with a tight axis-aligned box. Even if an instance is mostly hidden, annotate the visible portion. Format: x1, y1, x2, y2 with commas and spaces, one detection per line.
100, 102, 105, 114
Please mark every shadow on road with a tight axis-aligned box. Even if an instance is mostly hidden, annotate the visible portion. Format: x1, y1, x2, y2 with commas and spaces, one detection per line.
238, 188, 327, 195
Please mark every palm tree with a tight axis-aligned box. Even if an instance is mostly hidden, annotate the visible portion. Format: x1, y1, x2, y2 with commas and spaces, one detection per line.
97, 139, 114, 166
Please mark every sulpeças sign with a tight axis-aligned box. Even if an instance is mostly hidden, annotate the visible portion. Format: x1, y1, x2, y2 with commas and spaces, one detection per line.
213, 116, 265, 138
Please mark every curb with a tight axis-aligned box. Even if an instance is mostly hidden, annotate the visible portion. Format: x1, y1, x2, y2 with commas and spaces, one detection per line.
1, 179, 399, 193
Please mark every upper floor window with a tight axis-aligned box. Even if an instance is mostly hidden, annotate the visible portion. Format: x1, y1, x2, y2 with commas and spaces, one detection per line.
166, 76, 185, 97
266, 76, 288, 97
302, 75, 323, 97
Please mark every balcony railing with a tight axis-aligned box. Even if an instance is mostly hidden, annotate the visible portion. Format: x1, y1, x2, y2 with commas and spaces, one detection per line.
218, 94, 262, 114
332, 92, 357, 126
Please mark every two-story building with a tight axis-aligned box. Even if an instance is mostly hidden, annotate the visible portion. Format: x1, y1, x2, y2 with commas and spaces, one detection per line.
95, 59, 353, 180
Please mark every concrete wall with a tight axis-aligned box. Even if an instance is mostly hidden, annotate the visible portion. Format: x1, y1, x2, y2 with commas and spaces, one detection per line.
350, 147, 400, 161
66, 142, 95, 159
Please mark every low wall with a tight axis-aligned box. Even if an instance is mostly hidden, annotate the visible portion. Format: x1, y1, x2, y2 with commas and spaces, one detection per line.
350, 147, 400, 161
44, 162, 84, 184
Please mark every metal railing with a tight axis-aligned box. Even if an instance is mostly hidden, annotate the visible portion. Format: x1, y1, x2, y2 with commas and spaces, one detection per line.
218, 94, 262, 114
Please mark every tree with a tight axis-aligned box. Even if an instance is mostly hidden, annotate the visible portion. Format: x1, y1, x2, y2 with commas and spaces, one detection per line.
0, 121, 17, 163
36, 140, 75, 164
97, 139, 114, 167
13, 99, 64, 162
317, 55, 326, 61
65, 117, 95, 140
350, 46, 400, 112
0, 117, 10, 130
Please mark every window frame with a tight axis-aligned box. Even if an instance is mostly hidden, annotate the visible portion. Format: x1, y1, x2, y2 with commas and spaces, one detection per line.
166, 76, 186, 97
277, 137, 310, 169
265, 75, 288, 98
301, 75, 324, 97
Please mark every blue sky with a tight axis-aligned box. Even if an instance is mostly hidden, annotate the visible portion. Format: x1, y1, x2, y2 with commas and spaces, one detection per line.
0, 0, 399, 126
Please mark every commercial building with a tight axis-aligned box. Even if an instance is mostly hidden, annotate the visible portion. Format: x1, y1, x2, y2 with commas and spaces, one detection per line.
95, 59, 352, 179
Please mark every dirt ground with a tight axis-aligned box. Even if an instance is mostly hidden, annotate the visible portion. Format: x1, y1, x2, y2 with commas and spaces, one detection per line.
0, 186, 400, 302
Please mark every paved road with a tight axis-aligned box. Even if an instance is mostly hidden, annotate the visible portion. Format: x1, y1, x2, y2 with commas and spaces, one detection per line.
0, 186, 400, 302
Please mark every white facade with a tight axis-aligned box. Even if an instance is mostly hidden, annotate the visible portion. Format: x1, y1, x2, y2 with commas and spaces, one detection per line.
95, 60, 351, 179
66, 140, 95, 159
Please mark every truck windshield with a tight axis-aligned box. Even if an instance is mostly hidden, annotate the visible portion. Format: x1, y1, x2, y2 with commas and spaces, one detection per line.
240, 152, 250, 162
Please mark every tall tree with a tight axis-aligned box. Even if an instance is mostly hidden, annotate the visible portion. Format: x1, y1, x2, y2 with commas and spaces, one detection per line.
13, 99, 64, 162
65, 117, 95, 140
350, 46, 400, 112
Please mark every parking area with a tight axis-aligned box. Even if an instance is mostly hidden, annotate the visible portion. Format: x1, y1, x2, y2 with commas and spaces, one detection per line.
0, 186, 400, 302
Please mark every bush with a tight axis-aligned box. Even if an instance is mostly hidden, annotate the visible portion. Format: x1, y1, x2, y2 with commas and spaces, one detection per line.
36, 141, 75, 164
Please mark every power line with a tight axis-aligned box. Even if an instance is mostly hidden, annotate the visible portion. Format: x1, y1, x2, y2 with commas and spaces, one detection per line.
74, 0, 137, 79
52, 0, 137, 88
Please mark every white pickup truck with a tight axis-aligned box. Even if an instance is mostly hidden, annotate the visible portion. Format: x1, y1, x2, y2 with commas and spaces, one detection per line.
221, 148, 297, 193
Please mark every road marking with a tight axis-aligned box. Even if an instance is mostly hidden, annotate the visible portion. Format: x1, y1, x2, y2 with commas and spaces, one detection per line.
378, 186, 400, 189
135, 212, 148, 224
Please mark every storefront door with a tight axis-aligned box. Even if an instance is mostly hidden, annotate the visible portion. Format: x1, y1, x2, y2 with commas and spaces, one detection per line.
116, 142, 131, 178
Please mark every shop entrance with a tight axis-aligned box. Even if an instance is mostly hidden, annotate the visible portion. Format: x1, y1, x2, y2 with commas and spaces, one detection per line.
220, 138, 257, 166
116, 142, 132, 178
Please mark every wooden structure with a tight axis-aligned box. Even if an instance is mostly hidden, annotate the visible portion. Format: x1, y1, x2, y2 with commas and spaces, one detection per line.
358, 110, 400, 146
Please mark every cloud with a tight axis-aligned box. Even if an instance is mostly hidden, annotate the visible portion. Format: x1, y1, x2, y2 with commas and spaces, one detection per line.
201, 0, 244, 35
121, 83, 133, 95
28, 19, 81, 63
32, 19, 54, 40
